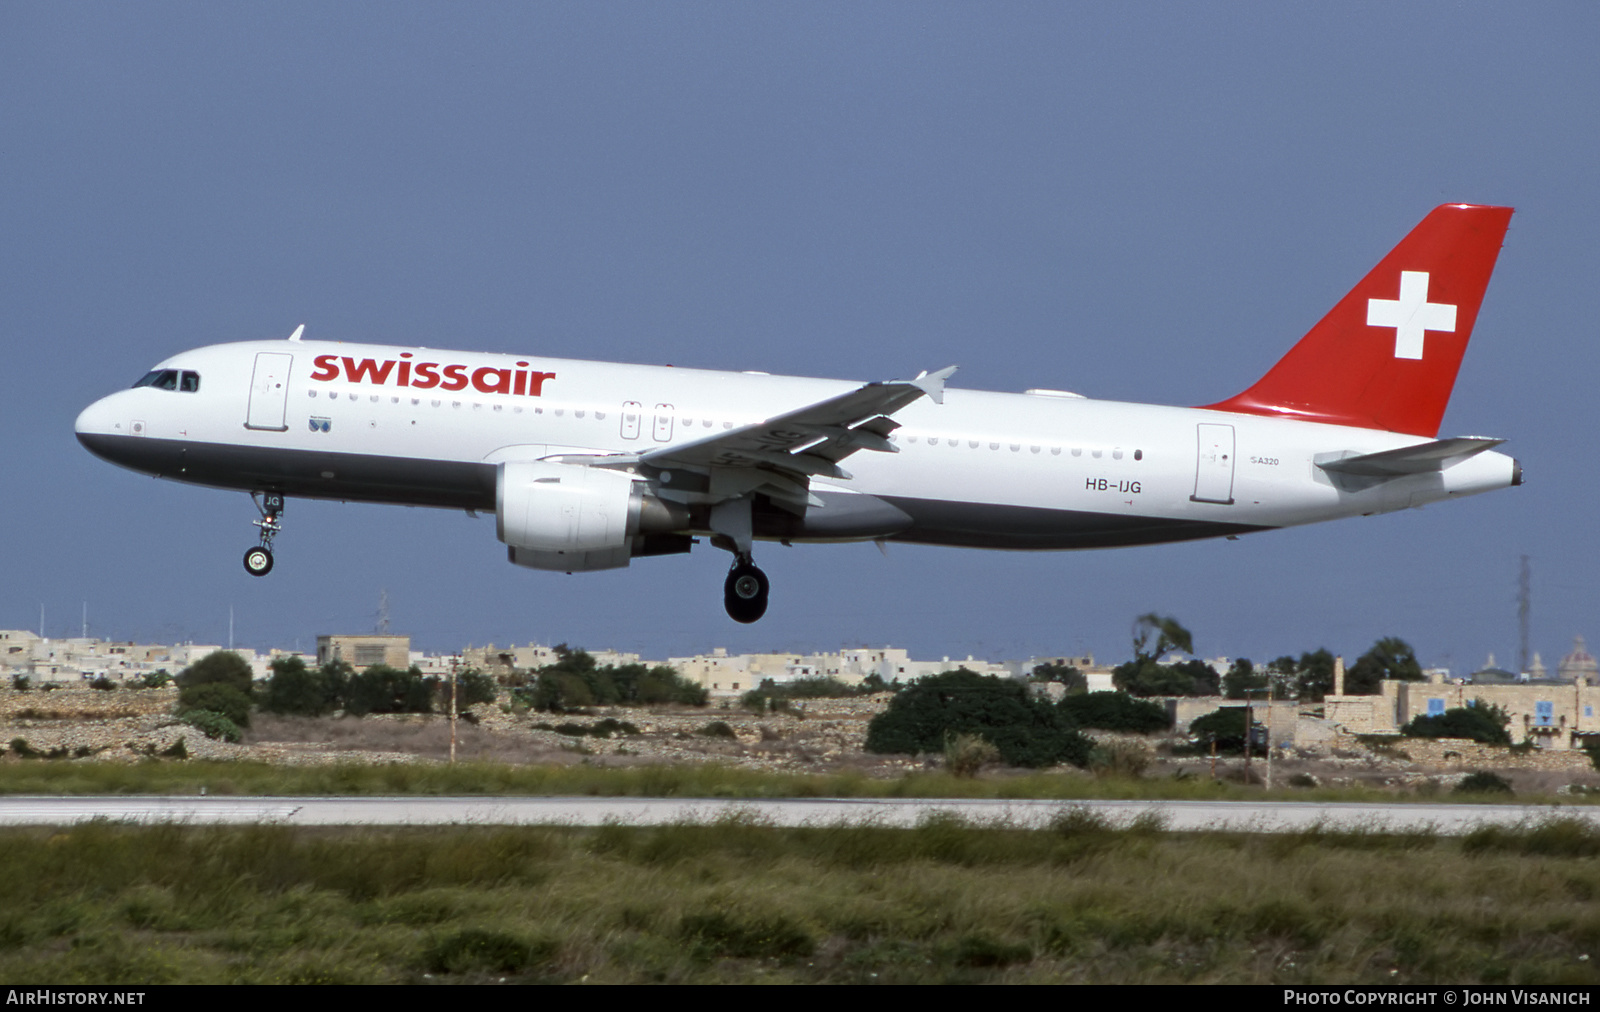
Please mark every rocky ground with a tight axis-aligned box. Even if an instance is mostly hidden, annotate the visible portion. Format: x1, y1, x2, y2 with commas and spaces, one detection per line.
3, 687, 1599, 794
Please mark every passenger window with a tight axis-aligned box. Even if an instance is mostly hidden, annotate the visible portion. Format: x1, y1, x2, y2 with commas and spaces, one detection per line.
180, 371, 200, 392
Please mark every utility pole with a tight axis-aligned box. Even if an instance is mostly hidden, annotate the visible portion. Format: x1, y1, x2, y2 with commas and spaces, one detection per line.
449, 657, 459, 764
1518, 554, 1531, 677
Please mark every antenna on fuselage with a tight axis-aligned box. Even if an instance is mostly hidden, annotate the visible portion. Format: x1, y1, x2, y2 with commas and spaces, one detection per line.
287, 324, 305, 342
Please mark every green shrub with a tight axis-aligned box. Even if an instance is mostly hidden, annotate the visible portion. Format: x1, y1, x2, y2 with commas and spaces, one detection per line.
179, 710, 241, 743
1187, 707, 1260, 755
1088, 739, 1153, 778
342, 665, 437, 717
698, 721, 737, 739
944, 733, 1000, 777
865, 669, 1094, 768
1403, 702, 1512, 746
259, 656, 341, 716
10, 675, 30, 692
422, 928, 557, 975
1455, 771, 1513, 795
89, 675, 116, 692
526, 649, 708, 710
951, 933, 1033, 968
441, 668, 498, 708
176, 651, 253, 694
178, 683, 251, 728
548, 719, 641, 739
136, 669, 173, 689
1060, 691, 1171, 732
680, 911, 816, 960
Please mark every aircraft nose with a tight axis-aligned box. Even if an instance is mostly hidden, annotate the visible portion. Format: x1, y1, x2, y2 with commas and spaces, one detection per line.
74, 394, 117, 440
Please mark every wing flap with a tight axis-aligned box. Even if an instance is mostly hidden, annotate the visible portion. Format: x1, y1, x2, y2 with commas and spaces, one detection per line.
640, 367, 955, 486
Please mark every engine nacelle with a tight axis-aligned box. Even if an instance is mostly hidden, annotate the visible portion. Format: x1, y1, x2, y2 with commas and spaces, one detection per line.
496, 460, 689, 572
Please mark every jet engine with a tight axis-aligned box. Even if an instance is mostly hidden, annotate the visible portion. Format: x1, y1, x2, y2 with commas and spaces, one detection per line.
496, 460, 690, 572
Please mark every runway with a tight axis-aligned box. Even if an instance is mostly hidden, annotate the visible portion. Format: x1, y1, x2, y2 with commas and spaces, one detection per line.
0, 795, 1594, 833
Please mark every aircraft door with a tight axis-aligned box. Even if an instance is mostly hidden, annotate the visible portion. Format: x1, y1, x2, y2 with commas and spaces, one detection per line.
621, 401, 642, 440
245, 353, 293, 432
652, 404, 674, 441
1191, 423, 1236, 505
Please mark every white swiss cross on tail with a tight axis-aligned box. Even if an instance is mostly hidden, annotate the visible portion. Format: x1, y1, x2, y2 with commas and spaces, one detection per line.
1366, 270, 1457, 360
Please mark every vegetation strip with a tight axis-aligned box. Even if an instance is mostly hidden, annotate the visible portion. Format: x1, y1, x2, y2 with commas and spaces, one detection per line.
1, 813, 1598, 984
0, 759, 1580, 804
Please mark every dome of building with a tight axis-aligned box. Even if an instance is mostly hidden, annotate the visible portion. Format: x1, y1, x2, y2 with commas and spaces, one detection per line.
1558, 636, 1599, 683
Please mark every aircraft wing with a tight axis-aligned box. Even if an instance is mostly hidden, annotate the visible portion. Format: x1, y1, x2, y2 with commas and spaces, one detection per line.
634, 366, 955, 508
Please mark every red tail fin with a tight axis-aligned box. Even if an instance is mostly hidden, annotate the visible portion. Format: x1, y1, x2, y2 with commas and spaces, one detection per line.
1202, 204, 1512, 437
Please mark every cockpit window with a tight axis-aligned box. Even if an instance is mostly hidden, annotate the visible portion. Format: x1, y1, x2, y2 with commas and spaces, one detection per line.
132, 369, 200, 392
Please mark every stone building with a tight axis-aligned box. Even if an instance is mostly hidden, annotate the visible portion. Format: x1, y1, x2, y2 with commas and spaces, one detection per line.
316, 634, 410, 672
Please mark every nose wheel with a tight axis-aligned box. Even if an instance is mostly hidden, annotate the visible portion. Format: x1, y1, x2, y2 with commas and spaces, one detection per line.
244, 492, 284, 578
723, 558, 769, 624
243, 545, 274, 577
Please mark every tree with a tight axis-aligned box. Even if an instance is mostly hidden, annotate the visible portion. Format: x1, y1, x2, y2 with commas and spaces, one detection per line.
1293, 648, 1336, 702
1131, 613, 1193, 660
177, 651, 253, 695
1113, 657, 1219, 697
442, 668, 498, 708
526, 650, 707, 711
1265, 656, 1300, 698
1402, 701, 1511, 745
1188, 707, 1262, 756
176, 683, 251, 727
342, 665, 437, 717
259, 656, 342, 716
1346, 637, 1424, 695
177, 652, 254, 725
1060, 691, 1170, 733
1030, 663, 1087, 694
1222, 658, 1268, 699
865, 669, 1093, 768
1112, 614, 1219, 697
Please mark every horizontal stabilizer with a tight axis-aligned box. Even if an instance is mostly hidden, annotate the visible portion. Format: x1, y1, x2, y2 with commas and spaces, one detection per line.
1316, 437, 1504, 478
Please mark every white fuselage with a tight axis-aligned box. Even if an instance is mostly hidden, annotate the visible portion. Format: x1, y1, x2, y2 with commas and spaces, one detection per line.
75, 339, 1519, 552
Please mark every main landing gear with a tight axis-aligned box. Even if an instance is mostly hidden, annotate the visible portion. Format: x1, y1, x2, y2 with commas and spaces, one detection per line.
710, 496, 769, 623
243, 492, 284, 577
723, 556, 770, 624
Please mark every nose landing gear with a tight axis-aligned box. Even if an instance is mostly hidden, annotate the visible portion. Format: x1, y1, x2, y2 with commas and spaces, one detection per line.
244, 493, 284, 577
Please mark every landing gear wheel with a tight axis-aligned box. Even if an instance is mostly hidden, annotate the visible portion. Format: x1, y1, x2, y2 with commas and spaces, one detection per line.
723, 562, 769, 624
243, 546, 274, 577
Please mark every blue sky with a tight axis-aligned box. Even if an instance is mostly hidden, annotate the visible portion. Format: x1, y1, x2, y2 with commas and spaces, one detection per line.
4, 3, 1597, 670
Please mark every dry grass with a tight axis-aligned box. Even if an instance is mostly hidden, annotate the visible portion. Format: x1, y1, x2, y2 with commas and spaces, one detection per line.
244, 712, 572, 765
0, 814, 1597, 984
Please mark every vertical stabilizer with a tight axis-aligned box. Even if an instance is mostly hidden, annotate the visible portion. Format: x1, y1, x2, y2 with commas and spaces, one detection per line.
1202, 204, 1512, 437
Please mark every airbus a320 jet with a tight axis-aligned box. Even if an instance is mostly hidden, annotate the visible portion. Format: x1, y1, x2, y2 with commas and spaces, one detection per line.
77, 204, 1519, 622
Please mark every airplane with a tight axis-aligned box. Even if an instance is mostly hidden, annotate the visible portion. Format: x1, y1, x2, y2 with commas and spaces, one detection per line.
76, 203, 1519, 623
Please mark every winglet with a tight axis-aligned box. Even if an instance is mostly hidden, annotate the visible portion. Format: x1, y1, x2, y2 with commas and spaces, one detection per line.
287, 324, 305, 342
911, 365, 958, 405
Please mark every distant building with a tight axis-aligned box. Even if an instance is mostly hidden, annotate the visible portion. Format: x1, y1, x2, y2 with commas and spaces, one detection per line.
1558, 637, 1599, 683
317, 635, 410, 672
